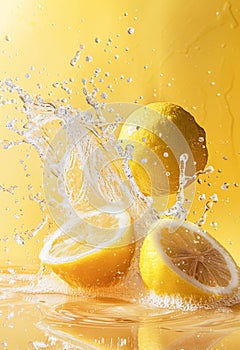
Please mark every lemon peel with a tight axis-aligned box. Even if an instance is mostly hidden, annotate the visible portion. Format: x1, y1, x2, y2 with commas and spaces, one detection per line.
118, 102, 208, 195
40, 209, 135, 288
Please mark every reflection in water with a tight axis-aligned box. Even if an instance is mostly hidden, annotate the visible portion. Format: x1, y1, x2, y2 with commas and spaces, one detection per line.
1, 0, 240, 348
1, 282, 240, 348
37, 297, 240, 349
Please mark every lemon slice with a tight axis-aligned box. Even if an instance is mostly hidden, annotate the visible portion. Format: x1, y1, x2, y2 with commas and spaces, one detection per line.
40, 209, 135, 288
139, 219, 239, 301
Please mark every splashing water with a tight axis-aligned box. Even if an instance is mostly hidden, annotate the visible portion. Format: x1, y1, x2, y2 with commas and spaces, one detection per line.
0, 78, 195, 243
0, 77, 223, 311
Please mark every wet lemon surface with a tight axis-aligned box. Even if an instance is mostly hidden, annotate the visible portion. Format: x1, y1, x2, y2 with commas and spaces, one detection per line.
1, 0, 240, 348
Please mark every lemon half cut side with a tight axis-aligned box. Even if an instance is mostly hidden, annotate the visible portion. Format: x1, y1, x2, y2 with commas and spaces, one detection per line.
139, 219, 239, 301
39, 209, 135, 288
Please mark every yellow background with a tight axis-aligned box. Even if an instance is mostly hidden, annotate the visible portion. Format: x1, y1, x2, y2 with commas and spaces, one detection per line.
0, 0, 240, 268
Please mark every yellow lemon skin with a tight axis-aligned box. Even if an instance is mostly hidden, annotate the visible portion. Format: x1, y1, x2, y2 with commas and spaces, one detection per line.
49, 243, 135, 288
119, 102, 208, 196
139, 220, 239, 303
140, 233, 214, 302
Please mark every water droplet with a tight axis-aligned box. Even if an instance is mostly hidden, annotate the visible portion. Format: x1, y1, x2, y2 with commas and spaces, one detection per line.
101, 92, 108, 99
198, 193, 206, 201
210, 193, 218, 202
127, 27, 135, 35
94, 37, 101, 43
70, 50, 81, 66
221, 182, 230, 190
5, 34, 11, 42
14, 234, 25, 245
210, 221, 218, 228
85, 56, 93, 62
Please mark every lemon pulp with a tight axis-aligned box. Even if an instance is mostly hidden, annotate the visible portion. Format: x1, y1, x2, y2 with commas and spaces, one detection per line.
40, 209, 135, 288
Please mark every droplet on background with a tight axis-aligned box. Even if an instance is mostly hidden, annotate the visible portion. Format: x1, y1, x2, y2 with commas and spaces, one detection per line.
5, 34, 11, 42
127, 27, 135, 35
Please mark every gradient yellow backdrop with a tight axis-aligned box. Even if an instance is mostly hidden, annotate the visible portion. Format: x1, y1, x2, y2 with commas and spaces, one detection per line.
0, 0, 240, 269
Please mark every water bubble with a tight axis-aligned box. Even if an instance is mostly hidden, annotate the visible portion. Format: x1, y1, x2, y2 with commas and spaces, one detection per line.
127, 27, 135, 35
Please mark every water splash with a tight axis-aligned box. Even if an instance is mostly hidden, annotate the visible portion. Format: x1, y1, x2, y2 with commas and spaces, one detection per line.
0, 78, 202, 246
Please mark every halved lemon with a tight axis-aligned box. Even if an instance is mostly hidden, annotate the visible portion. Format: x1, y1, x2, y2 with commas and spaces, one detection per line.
139, 219, 239, 302
40, 209, 135, 288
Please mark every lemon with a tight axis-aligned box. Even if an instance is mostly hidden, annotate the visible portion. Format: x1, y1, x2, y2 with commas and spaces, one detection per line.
139, 219, 239, 302
118, 102, 208, 195
39, 209, 135, 288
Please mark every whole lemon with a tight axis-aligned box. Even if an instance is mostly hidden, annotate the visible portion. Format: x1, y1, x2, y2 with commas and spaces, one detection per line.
118, 102, 208, 195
